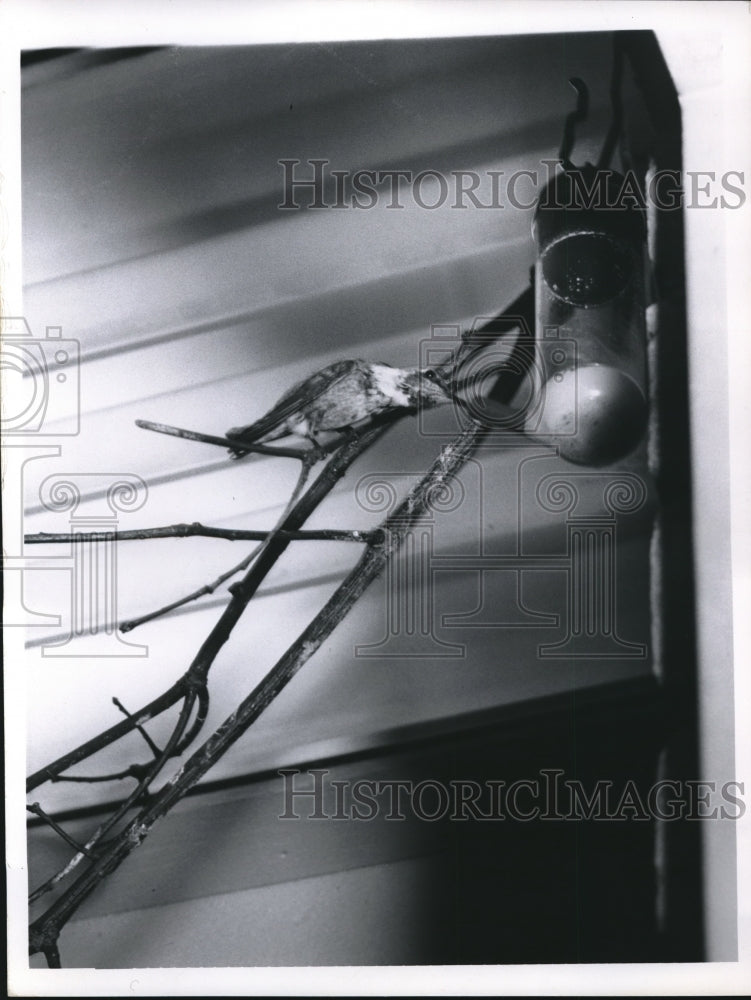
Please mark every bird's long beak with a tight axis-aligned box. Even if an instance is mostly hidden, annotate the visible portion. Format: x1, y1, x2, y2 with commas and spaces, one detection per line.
419, 368, 454, 402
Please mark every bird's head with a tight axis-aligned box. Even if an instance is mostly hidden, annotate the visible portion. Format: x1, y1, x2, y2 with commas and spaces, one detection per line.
398, 367, 454, 408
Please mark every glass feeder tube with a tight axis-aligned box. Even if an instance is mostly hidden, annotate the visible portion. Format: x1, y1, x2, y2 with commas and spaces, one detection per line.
522, 166, 649, 466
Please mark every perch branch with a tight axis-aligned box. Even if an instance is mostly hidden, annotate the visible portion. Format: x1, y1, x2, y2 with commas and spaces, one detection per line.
134, 419, 308, 459
25, 524, 376, 544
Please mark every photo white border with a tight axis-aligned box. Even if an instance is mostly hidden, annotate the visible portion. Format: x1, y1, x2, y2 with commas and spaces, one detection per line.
3, 1, 749, 995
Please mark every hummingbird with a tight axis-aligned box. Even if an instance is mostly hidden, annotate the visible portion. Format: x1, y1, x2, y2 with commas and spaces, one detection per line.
226, 358, 454, 456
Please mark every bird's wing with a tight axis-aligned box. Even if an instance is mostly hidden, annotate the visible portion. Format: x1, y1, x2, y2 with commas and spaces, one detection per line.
226, 359, 367, 443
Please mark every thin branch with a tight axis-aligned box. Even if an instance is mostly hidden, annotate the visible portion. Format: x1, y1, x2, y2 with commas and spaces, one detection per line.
29, 687, 201, 909
26, 804, 95, 859
25, 524, 377, 544
173, 683, 211, 755
34, 686, 201, 900
433, 284, 534, 384
135, 418, 308, 459
49, 765, 152, 784
223, 449, 319, 595
113, 697, 162, 757
119, 450, 317, 632
119, 588, 220, 632
26, 678, 189, 793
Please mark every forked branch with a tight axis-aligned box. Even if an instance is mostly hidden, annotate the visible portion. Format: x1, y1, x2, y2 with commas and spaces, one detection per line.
28, 420, 485, 964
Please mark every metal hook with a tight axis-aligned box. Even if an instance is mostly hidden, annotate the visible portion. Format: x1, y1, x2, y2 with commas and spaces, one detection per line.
558, 77, 589, 171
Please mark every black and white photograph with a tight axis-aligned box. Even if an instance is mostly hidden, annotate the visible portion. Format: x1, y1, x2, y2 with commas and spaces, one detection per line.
3, 1, 750, 995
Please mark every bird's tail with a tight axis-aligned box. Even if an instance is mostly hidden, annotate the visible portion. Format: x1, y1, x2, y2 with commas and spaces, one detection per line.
225, 421, 284, 459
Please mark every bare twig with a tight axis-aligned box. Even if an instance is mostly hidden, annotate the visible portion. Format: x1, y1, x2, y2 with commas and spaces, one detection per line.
25, 524, 376, 544
112, 697, 162, 757
49, 766, 153, 784
119, 449, 318, 632
26, 804, 95, 859
119, 588, 219, 632
27, 679, 191, 793
223, 449, 320, 594
134, 418, 308, 459
29, 684, 202, 907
